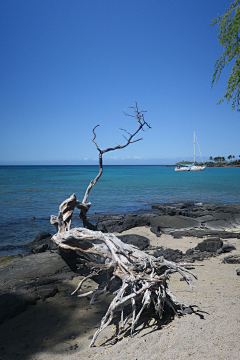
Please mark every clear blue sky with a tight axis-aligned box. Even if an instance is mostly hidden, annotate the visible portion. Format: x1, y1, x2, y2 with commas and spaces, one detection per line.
1, 0, 239, 165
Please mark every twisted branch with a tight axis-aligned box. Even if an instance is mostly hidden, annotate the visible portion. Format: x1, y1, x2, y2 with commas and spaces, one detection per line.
51, 103, 151, 231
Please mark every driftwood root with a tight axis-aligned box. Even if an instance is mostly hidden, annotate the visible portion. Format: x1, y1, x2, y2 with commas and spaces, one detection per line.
52, 228, 197, 347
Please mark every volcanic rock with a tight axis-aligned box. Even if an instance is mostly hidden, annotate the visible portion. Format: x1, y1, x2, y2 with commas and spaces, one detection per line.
117, 234, 149, 250
26, 232, 57, 253
196, 238, 223, 252
153, 247, 183, 262
221, 243, 236, 253
222, 254, 240, 264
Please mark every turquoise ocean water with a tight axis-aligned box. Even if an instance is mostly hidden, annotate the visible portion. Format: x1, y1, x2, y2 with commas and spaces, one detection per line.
1, 165, 240, 255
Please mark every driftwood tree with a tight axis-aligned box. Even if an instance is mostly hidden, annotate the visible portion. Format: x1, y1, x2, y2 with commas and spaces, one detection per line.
52, 228, 197, 347
50, 104, 197, 347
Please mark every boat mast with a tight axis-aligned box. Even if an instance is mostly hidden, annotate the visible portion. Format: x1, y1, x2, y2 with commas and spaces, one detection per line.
193, 131, 195, 164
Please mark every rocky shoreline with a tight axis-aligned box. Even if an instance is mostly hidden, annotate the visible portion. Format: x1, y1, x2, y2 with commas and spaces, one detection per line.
1, 202, 240, 334
95, 202, 240, 236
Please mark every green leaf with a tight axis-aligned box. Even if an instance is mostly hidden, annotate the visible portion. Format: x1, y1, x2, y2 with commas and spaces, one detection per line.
211, 1, 240, 111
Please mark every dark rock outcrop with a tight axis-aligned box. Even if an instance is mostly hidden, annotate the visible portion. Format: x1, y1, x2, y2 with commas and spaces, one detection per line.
222, 254, 240, 264
153, 247, 183, 262
117, 234, 149, 250
0, 252, 75, 324
221, 243, 236, 252
26, 232, 57, 253
96, 214, 153, 233
196, 238, 223, 252
94, 202, 240, 239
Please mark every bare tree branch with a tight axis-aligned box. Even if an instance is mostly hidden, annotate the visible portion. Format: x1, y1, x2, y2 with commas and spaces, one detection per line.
51, 102, 151, 230
91, 125, 101, 152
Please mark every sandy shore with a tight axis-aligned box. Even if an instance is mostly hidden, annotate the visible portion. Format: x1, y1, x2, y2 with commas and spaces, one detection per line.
0, 227, 239, 360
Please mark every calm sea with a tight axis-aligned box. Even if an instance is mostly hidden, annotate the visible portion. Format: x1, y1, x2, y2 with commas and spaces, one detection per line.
1, 165, 240, 256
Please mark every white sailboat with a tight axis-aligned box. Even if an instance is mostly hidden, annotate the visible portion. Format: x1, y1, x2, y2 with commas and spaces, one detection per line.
175, 131, 206, 171
175, 164, 191, 171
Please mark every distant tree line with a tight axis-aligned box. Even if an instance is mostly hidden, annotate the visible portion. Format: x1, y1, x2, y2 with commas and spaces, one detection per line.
207, 155, 240, 166
176, 155, 240, 167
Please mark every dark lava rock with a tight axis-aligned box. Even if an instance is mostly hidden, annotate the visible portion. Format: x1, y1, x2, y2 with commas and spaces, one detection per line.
0, 252, 76, 324
171, 230, 204, 238
0, 282, 59, 323
150, 215, 200, 233
14, 286, 39, 304
95, 212, 200, 236
222, 254, 240, 264
196, 238, 223, 252
216, 232, 240, 239
151, 202, 240, 235
31, 243, 49, 254
221, 243, 236, 253
31, 275, 68, 287
0, 252, 70, 288
236, 268, 240, 276
26, 232, 57, 253
96, 214, 153, 233
36, 284, 58, 301
117, 235, 149, 250
18, 252, 30, 258
153, 247, 183, 262
0, 287, 40, 324
150, 225, 162, 237
152, 203, 195, 218
171, 229, 240, 239
94, 203, 240, 239
186, 248, 194, 255
34, 232, 52, 242
185, 251, 214, 262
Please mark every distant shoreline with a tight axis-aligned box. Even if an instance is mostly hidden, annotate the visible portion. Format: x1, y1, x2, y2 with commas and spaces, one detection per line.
1, 163, 240, 167
0, 164, 177, 167
178, 160, 240, 168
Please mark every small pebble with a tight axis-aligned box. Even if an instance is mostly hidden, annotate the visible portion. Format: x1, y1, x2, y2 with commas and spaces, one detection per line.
183, 307, 193, 314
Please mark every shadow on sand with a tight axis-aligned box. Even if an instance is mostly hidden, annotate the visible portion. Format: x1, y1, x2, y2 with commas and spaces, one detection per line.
0, 281, 113, 359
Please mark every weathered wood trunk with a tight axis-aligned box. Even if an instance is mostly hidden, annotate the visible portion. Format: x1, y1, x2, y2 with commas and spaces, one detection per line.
52, 227, 197, 347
